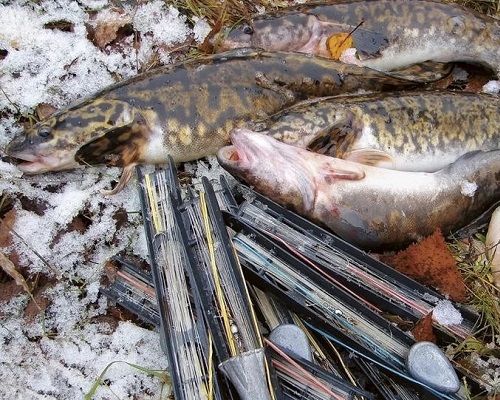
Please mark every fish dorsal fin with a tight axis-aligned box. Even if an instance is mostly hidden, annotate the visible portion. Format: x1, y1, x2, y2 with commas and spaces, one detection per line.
75, 113, 148, 167
350, 28, 389, 59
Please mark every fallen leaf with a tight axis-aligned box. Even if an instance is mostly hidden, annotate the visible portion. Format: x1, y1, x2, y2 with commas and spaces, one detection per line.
0, 209, 23, 269
411, 312, 437, 343
87, 9, 133, 49
0, 208, 16, 248
24, 281, 53, 322
327, 32, 354, 60
382, 228, 467, 301
0, 250, 31, 294
36, 103, 57, 120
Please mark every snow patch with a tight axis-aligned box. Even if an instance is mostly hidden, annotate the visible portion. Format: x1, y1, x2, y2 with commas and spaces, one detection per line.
460, 180, 477, 197
0, 1, 115, 111
0, 0, 194, 397
482, 80, 500, 94
432, 300, 463, 326
133, 1, 191, 64
192, 17, 211, 43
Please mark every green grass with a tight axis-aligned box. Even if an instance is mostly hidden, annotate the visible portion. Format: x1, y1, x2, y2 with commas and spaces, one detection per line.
84, 361, 172, 400
448, 236, 500, 395
452, 236, 500, 339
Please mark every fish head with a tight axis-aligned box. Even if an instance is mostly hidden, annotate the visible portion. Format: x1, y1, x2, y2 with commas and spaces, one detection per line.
213, 23, 255, 52
218, 128, 367, 216
213, 14, 317, 53
5, 99, 140, 174
218, 128, 318, 214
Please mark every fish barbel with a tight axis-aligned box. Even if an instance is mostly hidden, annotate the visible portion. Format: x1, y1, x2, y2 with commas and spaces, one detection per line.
217, 129, 500, 250
253, 91, 500, 172
5, 49, 414, 193
215, 0, 500, 77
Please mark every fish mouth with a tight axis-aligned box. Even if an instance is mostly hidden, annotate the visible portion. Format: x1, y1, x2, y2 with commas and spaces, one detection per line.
6, 152, 77, 174
10, 156, 57, 174
216, 145, 251, 171
217, 145, 239, 163
5, 133, 80, 173
4, 138, 45, 173
217, 129, 257, 169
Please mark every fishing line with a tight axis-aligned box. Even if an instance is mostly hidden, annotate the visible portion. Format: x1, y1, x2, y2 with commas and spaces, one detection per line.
357, 359, 419, 400
304, 321, 458, 400
199, 190, 238, 356
234, 234, 408, 366
144, 171, 214, 399
239, 203, 426, 311
291, 315, 348, 380
237, 202, 473, 339
266, 338, 346, 399
184, 185, 276, 399
115, 269, 156, 297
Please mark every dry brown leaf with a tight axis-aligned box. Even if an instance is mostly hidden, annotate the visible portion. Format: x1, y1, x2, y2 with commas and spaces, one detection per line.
326, 33, 354, 60
411, 312, 437, 343
382, 229, 467, 302
36, 103, 57, 120
0, 250, 30, 294
0, 208, 16, 248
0, 209, 23, 269
88, 10, 132, 49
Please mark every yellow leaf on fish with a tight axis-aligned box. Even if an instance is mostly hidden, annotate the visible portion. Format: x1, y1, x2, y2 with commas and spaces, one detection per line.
327, 33, 354, 60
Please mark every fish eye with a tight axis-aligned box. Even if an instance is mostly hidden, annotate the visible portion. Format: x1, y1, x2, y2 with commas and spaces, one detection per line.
242, 25, 254, 35
38, 126, 52, 138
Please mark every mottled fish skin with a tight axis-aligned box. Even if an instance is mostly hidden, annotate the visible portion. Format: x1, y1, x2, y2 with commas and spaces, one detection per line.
215, 0, 500, 77
217, 129, 500, 250
5, 48, 414, 176
252, 91, 500, 172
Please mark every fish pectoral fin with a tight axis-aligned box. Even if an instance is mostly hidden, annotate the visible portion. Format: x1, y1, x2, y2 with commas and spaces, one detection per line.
101, 164, 137, 195
306, 128, 338, 154
76, 115, 147, 167
306, 115, 355, 156
386, 62, 453, 83
350, 29, 389, 59
343, 148, 395, 168
320, 162, 365, 182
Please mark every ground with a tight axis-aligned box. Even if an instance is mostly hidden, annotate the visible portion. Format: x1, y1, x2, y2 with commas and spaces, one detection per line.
0, 0, 499, 398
